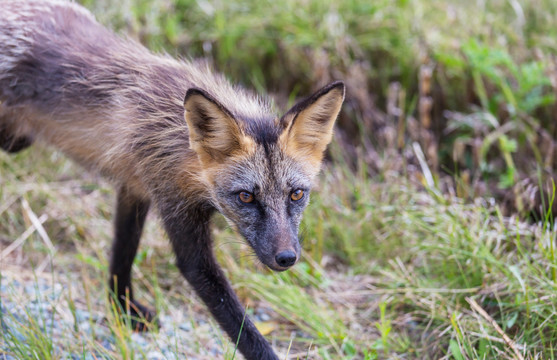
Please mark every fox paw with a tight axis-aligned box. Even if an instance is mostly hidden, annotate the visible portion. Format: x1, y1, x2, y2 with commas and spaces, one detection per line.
116, 299, 158, 332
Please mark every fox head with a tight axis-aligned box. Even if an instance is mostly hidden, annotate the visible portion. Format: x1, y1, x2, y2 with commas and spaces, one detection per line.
184, 82, 344, 271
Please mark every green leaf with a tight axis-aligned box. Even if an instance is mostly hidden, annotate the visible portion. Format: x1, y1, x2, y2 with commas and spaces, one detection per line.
449, 339, 465, 360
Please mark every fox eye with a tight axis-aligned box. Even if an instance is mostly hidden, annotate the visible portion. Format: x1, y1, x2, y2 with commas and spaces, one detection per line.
291, 189, 304, 201
239, 191, 254, 203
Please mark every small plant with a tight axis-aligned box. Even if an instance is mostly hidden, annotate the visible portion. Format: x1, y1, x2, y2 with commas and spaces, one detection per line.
375, 301, 392, 356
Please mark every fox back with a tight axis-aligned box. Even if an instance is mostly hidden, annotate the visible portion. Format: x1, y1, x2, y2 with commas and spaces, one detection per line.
0, 1, 345, 359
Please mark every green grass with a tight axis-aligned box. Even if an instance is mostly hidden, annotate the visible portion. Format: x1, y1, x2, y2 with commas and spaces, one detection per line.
3, 0, 557, 359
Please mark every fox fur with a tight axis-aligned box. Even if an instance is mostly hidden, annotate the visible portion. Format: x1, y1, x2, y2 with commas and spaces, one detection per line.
0, 1, 345, 359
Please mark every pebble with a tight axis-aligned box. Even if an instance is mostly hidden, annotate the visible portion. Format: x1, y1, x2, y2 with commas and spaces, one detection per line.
255, 309, 271, 322
78, 321, 92, 334
130, 332, 148, 347
161, 350, 179, 360
100, 338, 113, 351
178, 321, 192, 331
146, 350, 164, 360
75, 309, 91, 323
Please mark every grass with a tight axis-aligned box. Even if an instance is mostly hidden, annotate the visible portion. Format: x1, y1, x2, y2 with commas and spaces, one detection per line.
3, 141, 557, 359
3, 0, 557, 359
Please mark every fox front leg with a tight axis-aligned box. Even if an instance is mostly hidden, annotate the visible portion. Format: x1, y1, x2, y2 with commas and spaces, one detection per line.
161, 202, 279, 360
109, 186, 155, 330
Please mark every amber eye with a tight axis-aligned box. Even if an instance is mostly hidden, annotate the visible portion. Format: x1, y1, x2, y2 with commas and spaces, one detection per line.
239, 191, 254, 203
291, 189, 304, 201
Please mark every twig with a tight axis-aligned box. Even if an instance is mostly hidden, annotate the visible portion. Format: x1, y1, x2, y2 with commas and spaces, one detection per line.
413, 142, 435, 188
466, 297, 525, 360
1, 214, 48, 258
21, 198, 55, 252
362, 287, 481, 295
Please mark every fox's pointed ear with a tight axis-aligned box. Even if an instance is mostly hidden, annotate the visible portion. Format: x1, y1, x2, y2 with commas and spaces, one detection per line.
279, 81, 345, 174
184, 88, 254, 165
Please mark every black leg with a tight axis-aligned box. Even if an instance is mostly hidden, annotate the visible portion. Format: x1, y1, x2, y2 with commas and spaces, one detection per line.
161, 201, 279, 360
109, 186, 152, 330
0, 125, 33, 153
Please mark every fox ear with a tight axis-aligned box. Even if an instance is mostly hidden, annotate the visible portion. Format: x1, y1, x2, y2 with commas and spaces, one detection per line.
184, 88, 254, 165
280, 81, 345, 174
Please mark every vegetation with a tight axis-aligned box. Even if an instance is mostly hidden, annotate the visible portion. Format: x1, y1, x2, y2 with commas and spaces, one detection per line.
2, 0, 557, 359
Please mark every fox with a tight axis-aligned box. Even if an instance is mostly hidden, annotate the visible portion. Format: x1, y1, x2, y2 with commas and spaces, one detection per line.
0, 1, 345, 359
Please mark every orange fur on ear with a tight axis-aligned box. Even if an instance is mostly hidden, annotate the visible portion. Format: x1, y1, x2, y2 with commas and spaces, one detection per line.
280, 81, 345, 174
184, 88, 254, 165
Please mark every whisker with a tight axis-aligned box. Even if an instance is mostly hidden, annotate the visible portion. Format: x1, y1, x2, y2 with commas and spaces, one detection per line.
218, 240, 245, 247
299, 224, 308, 244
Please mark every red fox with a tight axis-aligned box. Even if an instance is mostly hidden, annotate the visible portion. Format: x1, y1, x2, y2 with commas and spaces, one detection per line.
0, 1, 345, 359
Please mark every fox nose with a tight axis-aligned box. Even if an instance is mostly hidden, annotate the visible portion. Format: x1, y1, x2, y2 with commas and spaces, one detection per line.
275, 250, 297, 268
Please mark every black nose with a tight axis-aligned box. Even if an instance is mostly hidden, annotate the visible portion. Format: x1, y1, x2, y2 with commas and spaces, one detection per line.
275, 250, 297, 268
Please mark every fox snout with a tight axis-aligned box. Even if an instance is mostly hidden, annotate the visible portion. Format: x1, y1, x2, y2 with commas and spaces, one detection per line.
250, 223, 301, 271
275, 249, 297, 268
266, 250, 299, 271
269, 241, 300, 271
